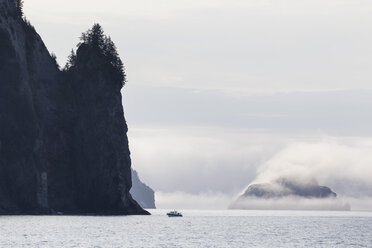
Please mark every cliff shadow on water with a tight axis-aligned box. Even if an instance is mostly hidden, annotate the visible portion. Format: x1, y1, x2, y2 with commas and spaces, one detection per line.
0, 0, 149, 215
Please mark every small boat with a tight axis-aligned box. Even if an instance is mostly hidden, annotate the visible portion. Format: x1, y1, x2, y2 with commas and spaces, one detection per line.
167, 210, 183, 217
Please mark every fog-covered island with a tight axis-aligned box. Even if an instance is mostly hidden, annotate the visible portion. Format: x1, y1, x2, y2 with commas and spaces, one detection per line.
230, 177, 350, 210
0, 0, 151, 215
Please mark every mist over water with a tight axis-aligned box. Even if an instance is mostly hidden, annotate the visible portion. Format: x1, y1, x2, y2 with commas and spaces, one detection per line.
129, 127, 372, 210
254, 139, 372, 191
230, 196, 350, 211
247, 139, 372, 210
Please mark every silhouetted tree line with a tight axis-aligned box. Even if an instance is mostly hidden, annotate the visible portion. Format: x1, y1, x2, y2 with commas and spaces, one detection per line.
64, 24, 126, 87
13, 0, 24, 17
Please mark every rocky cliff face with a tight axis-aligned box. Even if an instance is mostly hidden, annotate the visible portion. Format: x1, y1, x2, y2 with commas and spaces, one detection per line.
0, 0, 148, 215
130, 169, 156, 209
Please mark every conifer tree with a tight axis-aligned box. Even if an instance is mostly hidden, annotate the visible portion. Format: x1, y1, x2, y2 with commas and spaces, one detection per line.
63, 49, 77, 70
90, 24, 105, 50
50, 52, 60, 69
75, 24, 126, 87
14, 0, 24, 17
79, 24, 105, 50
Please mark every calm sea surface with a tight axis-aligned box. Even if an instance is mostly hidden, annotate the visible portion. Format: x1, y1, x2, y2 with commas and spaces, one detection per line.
0, 209, 371, 247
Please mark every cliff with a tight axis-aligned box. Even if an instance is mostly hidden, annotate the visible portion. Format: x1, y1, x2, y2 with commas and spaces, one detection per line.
0, 0, 148, 215
130, 169, 156, 209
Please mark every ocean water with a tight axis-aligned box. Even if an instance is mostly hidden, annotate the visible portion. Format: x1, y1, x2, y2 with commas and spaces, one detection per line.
0, 209, 371, 247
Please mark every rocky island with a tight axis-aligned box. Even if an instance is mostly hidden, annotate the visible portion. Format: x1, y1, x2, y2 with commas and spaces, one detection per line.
230, 177, 350, 210
0, 0, 149, 215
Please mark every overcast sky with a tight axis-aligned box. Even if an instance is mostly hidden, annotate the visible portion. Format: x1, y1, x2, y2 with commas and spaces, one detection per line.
24, 0, 372, 210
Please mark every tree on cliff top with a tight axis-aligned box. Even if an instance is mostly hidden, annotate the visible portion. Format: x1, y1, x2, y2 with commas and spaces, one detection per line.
70, 23, 126, 87
64, 49, 76, 70
80, 24, 105, 50
14, 0, 24, 17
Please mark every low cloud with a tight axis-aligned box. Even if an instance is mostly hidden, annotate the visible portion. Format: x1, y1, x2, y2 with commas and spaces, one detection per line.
232, 137, 372, 210
342, 197, 372, 211
230, 196, 372, 211
155, 191, 233, 209
129, 127, 289, 195
253, 138, 372, 198
230, 196, 350, 211
130, 128, 372, 210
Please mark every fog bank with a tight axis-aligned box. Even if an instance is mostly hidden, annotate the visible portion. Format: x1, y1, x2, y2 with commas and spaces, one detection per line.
230, 196, 350, 211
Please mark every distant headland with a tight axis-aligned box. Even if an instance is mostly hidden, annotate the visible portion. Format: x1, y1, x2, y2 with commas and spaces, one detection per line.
230, 177, 350, 211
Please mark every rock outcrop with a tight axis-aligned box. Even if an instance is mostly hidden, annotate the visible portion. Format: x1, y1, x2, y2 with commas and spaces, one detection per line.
240, 178, 337, 199
130, 169, 156, 209
230, 177, 350, 210
0, 0, 148, 215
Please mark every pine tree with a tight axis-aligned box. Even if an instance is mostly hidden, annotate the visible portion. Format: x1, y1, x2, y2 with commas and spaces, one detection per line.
50, 52, 60, 69
14, 0, 24, 17
90, 24, 105, 50
75, 24, 126, 87
63, 49, 77, 70
79, 32, 87, 46
79, 24, 105, 50
104, 37, 119, 67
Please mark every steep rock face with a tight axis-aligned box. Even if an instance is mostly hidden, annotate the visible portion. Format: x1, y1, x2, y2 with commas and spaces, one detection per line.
0, 0, 57, 214
0, 0, 147, 215
130, 169, 156, 209
58, 43, 142, 214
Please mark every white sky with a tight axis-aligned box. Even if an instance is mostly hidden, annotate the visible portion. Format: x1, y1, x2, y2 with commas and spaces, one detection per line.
23, 0, 372, 209
25, 0, 372, 91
